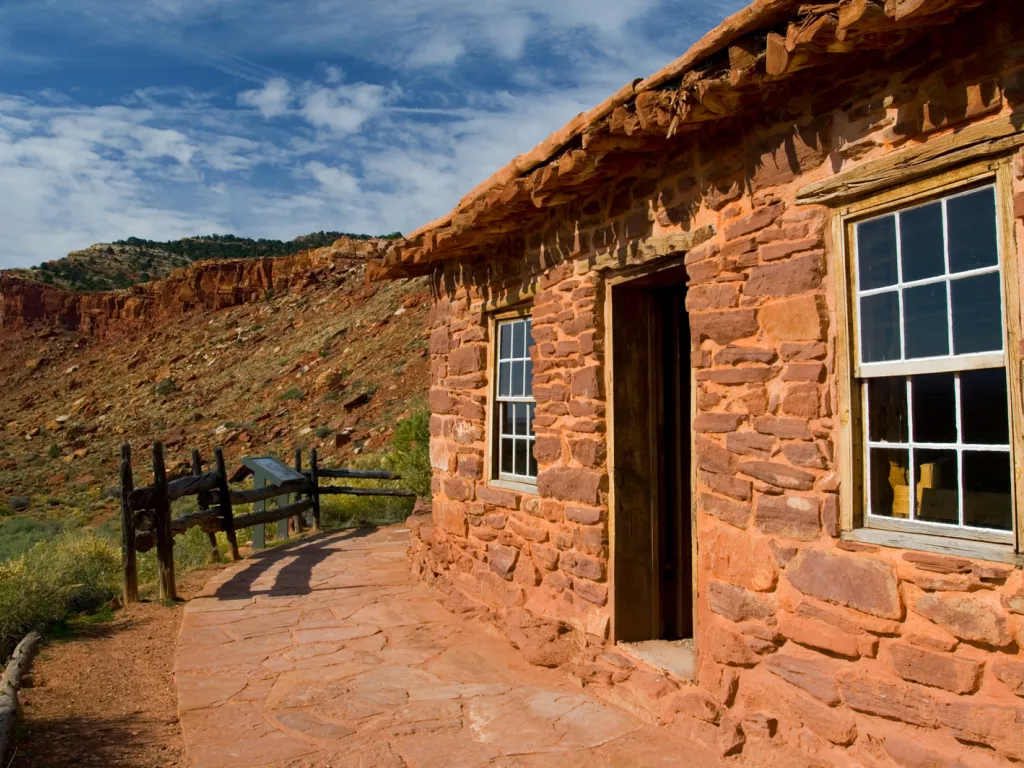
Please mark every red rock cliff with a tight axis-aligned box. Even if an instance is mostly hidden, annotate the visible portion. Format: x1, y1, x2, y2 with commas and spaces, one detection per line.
0, 237, 388, 339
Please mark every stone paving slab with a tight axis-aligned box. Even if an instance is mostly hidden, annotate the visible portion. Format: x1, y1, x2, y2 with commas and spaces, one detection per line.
175, 526, 726, 768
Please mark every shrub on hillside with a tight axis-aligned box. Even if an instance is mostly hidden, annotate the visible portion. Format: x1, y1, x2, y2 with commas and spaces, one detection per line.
0, 530, 119, 662
319, 407, 430, 530
385, 406, 431, 499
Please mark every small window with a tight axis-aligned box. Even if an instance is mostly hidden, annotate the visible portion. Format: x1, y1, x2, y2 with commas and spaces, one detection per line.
494, 316, 537, 483
852, 184, 1014, 540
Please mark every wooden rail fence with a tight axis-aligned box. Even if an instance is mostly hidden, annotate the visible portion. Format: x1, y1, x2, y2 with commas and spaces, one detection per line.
118, 442, 415, 602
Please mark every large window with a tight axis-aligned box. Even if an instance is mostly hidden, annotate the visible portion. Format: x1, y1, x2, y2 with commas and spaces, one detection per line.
494, 316, 537, 483
852, 183, 1015, 542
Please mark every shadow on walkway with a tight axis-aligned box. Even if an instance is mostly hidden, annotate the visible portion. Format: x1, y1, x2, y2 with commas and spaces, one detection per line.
213, 527, 376, 599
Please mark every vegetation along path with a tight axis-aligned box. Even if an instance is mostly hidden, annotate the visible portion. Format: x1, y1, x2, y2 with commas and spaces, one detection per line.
174, 526, 725, 768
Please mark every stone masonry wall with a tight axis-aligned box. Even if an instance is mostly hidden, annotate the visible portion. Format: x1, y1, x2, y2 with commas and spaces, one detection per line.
411, 5, 1024, 766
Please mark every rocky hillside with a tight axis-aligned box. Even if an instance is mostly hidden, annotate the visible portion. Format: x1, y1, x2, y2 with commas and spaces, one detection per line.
3, 231, 395, 292
0, 237, 430, 536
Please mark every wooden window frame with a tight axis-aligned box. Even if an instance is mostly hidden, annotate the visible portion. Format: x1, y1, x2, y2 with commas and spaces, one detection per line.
831, 158, 1024, 564
485, 306, 538, 494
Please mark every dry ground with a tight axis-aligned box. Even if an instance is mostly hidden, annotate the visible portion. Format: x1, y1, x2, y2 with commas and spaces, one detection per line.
11, 568, 212, 768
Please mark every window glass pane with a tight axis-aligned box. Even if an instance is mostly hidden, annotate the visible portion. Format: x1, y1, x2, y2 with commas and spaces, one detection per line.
528, 403, 536, 437
867, 378, 908, 443
528, 438, 538, 477
857, 216, 899, 290
502, 402, 514, 437
951, 272, 1003, 354
903, 283, 949, 359
861, 292, 901, 363
514, 439, 527, 476
914, 449, 958, 525
501, 438, 514, 474
869, 447, 910, 518
960, 368, 1009, 445
911, 373, 956, 444
962, 451, 1012, 530
499, 322, 513, 360
947, 187, 998, 274
900, 202, 945, 282
514, 402, 528, 436
498, 361, 511, 397
513, 320, 526, 358
510, 361, 525, 397
524, 359, 533, 397
524, 319, 534, 351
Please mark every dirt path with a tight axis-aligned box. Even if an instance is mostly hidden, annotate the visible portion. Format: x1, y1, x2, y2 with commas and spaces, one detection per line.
11, 569, 213, 768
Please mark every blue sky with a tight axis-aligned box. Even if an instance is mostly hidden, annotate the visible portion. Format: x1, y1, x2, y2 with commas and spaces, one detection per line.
0, 0, 746, 269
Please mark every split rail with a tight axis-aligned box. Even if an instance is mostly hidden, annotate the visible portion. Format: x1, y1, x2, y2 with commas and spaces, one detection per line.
118, 441, 415, 602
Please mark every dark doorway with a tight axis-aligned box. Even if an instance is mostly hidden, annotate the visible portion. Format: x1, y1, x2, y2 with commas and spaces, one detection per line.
611, 264, 693, 644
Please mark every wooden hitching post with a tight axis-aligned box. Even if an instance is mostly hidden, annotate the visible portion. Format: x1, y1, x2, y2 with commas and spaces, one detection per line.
191, 448, 220, 563
119, 443, 139, 604
292, 448, 306, 535
310, 447, 322, 534
151, 441, 177, 601
215, 447, 240, 561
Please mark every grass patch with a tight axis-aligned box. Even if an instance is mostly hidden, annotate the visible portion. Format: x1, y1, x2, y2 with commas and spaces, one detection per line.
276, 387, 305, 402
320, 406, 430, 530
0, 516, 65, 563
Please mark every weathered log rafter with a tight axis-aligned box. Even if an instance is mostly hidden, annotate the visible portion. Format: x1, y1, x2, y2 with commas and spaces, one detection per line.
368, 0, 996, 281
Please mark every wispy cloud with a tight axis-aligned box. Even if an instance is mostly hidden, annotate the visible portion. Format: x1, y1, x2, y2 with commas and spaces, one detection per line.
0, 0, 748, 269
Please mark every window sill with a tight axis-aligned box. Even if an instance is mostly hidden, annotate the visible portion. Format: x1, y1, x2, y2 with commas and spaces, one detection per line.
842, 527, 1023, 567
489, 478, 539, 496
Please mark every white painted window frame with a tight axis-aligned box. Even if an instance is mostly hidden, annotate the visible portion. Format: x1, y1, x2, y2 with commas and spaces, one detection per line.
492, 314, 537, 485
829, 159, 1024, 562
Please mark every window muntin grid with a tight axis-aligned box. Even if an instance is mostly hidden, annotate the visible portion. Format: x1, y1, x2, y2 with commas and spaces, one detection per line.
854, 185, 1005, 376
852, 184, 1013, 538
495, 317, 536, 482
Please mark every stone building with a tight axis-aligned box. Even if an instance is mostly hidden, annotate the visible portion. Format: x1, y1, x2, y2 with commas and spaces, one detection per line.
372, 0, 1024, 763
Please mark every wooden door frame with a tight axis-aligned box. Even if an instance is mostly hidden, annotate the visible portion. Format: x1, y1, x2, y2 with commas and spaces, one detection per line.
604, 257, 698, 645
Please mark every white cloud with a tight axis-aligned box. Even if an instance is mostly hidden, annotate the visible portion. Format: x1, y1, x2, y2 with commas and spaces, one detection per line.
299, 83, 397, 134
238, 77, 291, 118
0, 0, 751, 269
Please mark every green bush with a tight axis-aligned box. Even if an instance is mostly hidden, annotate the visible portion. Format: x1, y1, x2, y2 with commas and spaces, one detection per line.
385, 406, 431, 498
155, 378, 179, 396
47, 444, 61, 459
0, 530, 119, 662
276, 387, 305, 402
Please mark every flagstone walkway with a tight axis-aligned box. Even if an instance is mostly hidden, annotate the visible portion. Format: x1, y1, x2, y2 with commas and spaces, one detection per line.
175, 526, 724, 768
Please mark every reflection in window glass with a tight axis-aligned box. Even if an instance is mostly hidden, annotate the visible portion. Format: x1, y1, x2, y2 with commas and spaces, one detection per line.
947, 187, 998, 274
867, 378, 908, 443
857, 216, 899, 290
951, 272, 1003, 355
960, 368, 1009, 445
911, 374, 956, 444
914, 449, 958, 525
861, 292, 901, 363
900, 202, 945, 282
962, 452, 1013, 530
903, 283, 949, 359
869, 447, 910, 519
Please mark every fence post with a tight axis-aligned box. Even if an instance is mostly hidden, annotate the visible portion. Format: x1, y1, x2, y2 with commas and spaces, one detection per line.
292, 448, 306, 535
215, 447, 240, 561
310, 447, 321, 534
152, 441, 177, 601
119, 444, 139, 604
191, 448, 220, 564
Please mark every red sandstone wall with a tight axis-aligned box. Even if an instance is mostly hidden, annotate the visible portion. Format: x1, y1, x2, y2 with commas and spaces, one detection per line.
0, 237, 386, 339
411, 5, 1024, 766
